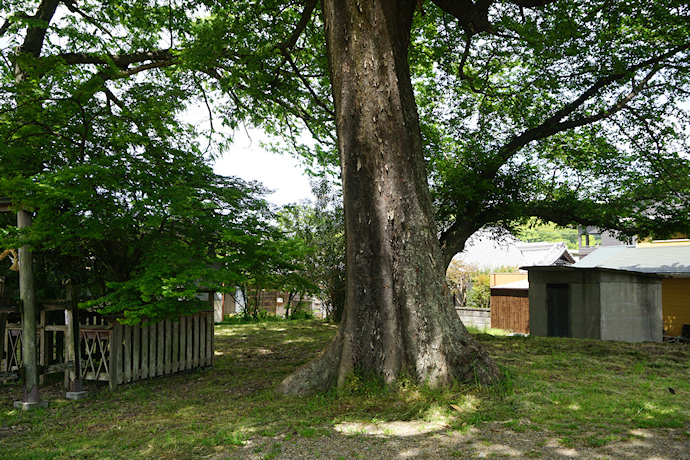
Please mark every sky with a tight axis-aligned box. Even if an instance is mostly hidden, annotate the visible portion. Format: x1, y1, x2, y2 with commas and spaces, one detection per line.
211, 129, 314, 207
182, 97, 315, 207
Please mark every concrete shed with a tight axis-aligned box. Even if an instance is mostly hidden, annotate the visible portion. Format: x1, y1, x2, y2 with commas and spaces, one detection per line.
527, 266, 663, 343
575, 245, 690, 337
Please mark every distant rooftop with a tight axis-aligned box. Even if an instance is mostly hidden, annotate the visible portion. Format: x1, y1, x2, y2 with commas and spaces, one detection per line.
454, 229, 575, 271
0, 197, 11, 213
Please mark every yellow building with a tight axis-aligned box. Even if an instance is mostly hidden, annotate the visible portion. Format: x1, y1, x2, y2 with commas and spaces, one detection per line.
637, 235, 690, 248
635, 238, 690, 335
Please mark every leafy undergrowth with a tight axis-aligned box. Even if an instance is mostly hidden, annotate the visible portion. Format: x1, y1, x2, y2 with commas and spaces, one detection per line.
1, 320, 689, 459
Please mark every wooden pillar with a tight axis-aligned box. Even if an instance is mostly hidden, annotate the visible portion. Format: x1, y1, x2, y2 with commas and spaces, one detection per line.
14, 210, 47, 409
65, 280, 87, 399
0, 312, 6, 373
109, 322, 121, 391
1, 276, 7, 374
206, 311, 214, 367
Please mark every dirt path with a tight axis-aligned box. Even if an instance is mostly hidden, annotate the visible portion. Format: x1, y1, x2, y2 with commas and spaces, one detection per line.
230, 421, 690, 459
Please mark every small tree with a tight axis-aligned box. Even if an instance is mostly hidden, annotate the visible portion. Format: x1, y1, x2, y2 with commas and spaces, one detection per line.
277, 178, 346, 322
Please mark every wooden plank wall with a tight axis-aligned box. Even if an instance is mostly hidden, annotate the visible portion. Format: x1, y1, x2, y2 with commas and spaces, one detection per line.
106, 311, 214, 390
490, 290, 530, 334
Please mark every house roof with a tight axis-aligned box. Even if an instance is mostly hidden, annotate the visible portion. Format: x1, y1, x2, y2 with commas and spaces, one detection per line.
574, 245, 690, 276
0, 197, 11, 213
454, 230, 575, 270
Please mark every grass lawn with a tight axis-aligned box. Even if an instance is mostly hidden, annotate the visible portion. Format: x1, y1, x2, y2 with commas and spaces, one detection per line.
1, 320, 689, 459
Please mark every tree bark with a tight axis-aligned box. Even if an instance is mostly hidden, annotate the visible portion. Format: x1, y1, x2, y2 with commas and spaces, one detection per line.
277, 0, 501, 395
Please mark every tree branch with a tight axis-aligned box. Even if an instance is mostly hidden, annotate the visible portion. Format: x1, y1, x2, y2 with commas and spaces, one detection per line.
537, 66, 660, 139
457, 34, 472, 80
490, 43, 690, 174
511, 0, 557, 7
63, 0, 114, 38
58, 48, 175, 68
431, 0, 496, 35
281, 51, 334, 117
0, 13, 31, 37
18, 0, 60, 58
276, 0, 318, 52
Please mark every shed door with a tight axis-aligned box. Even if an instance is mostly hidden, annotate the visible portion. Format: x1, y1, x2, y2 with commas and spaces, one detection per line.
547, 284, 570, 337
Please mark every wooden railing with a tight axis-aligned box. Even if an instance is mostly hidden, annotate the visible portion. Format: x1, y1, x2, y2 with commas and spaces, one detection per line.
1, 310, 214, 390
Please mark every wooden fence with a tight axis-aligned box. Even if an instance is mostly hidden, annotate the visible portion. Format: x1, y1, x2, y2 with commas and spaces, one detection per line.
106, 312, 214, 390
1, 310, 214, 391
490, 288, 530, 334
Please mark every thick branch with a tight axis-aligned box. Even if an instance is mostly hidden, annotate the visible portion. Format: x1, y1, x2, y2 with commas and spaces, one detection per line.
276, 0, 318, 51
511, 0, 557, 7
18, 0, 60, 58
488, 42, 690, 177
58, 48, 175, 68
431, 0, 496, 35
439, 220, 484, 268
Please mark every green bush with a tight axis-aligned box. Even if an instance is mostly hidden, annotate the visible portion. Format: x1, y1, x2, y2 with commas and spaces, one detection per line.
289, 309, 315, 320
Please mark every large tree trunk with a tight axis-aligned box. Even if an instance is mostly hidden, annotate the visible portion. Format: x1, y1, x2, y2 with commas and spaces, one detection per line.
277, 0, 501, 395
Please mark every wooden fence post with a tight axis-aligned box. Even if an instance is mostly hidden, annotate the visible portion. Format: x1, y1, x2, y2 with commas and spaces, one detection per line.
141, 324, 149, 379
109, 322, 121, 391
124, 325, 132, 384
65, 280, 87, 399
0, 276, 6, 373
207, 311, 214, 367
0, 312, 6, 373
149, 322, 156, 377
157, 321, 164, 376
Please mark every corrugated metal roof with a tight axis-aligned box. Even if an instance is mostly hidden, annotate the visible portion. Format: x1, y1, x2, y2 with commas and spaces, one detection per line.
573, 246, 631, 268
574, 246, 690, 274
454, 230, 574, 270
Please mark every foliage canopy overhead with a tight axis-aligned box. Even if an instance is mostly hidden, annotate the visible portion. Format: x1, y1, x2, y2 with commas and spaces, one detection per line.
2, 0, 690, 316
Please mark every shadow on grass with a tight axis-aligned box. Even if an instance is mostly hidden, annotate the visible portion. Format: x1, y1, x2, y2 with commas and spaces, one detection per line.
1, 321, 689, 459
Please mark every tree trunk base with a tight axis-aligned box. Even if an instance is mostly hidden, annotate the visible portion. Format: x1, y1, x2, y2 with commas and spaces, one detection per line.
276, 324, 502, 396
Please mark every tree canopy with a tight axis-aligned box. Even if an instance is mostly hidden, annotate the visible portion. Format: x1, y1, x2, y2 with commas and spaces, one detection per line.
179, 0, 690, 266
416, 1, 690, 265
4, 1, 688, 268
0, 0, 309, 323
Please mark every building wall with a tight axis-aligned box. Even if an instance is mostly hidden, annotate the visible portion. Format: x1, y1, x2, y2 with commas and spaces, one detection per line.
490, 273, 527, 287
529, 267, 662, 342
529, 268, 602, 339
599, 272, 662, 343
637, 236, 690, 247
662, 278, 690, 336
456, 307, 491, 330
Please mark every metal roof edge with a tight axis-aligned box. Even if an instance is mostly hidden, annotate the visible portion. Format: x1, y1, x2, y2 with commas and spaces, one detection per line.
521, 265, 664, 279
